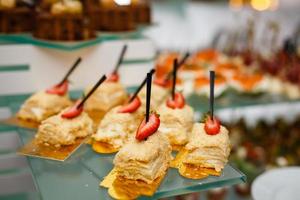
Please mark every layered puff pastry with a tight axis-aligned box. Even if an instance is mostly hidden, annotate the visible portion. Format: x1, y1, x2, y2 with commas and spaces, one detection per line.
158, 104, 194, 147
138, 84, 169, 110
84, 82, 127, 116
183, 123, 231, 172
113, 132, 172, 184
35, 108, 94, 148
17, 91, 72, 123
92, 106, 144, 149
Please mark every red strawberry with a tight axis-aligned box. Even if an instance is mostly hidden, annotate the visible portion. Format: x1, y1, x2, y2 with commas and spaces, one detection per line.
46, 81, 68, 96
61, 100, 83, 119
153, 77, 168, 87
204, 116, 221, 135
107, 72, 119, 82
118, 96, 141, 113
136, 113, 160, 141
166, 92, 185, 109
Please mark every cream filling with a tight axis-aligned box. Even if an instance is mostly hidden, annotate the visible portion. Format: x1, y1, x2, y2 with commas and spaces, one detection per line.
184, 123, 231, 171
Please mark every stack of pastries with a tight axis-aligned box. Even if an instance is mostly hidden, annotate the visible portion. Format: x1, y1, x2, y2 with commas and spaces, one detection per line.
17, 81, 72, 123
113, 131, 172, 184
183, 123, 231, 173
35, 106, 94, 148
158, 92, 194, 149
92, 99, 144, 152
84, 79, 127, 123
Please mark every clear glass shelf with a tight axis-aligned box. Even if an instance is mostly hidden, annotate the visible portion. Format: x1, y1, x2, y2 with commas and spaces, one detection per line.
0, 29, 144, 51
3, 92, 246, 200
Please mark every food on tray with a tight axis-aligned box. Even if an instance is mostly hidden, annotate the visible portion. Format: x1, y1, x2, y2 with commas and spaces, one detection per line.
84, 81, 127, 121
158, 60, 194, 150
138, 83, 169, 109
17, 57, 82, 123
17, 88, 72, 123
84, 45, 128, 123
35, 75, 107, 148
158, 92, 194, 150
101, 113, 172, 199
101, 70, 172, 199
92, 96, 143, 153
114, 113, 172, 184
92, 69, 156, 153
183, 121, 231, 172
35, 101, 93, 147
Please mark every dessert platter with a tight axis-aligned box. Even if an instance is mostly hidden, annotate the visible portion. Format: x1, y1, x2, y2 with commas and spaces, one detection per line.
1, 48, 246, 199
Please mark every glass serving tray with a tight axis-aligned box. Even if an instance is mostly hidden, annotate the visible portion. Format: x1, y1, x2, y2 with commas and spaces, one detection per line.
3, 92, 246, 200
15, 127, 245, 200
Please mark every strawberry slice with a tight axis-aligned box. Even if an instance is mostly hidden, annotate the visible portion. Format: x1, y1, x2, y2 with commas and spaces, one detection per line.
107, 72, 119, 82
61, 101, 83, 119
153, 77, 168, 87
118, 96, 141, 113
166, 92, 185, 109
204, 116, 221, 135
136, 113, 160, 141
46, 81, 68, 96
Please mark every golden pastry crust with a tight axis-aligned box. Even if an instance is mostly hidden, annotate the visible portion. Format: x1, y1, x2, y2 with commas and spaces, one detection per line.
84, 82, 127, 113
17, 91, 72, 123
158, 104, 194, 146
35, 109, 94, 147
113, 132, 172, 184
139, 84, 169, 110
183, 123, 231, 172
92, 106, 144, 149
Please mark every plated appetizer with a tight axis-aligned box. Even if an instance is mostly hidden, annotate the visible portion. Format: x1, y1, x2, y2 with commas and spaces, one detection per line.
35, 100, 93, 148
172, 71, 231, 179
91, 69, 155, 153
19, 75, 107, 161
84, 45, 128, 123
158, 59, 194, 150
17, 58, 81, 123
35, 75, 107, 148
229, 72, 269, 94
101, 72, 172, 199
180, 120, 230, 178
